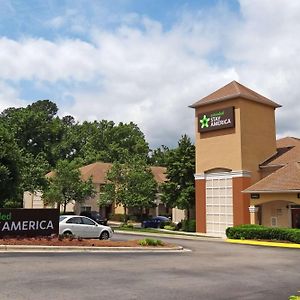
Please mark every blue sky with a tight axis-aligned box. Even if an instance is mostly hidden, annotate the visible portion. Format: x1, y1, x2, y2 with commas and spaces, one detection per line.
0, 0, 299, 148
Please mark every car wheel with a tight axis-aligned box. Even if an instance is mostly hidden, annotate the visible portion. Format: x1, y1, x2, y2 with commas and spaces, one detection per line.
100, 231, 109, 240
63, 230, 73, 237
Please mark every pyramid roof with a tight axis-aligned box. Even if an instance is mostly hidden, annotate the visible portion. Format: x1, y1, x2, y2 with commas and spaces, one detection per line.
190, 81, 281, 109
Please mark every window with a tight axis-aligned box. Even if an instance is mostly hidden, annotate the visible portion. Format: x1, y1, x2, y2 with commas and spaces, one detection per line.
81, 217, 96, 226
81, 206, 91, 212
66, 217, 82, 224
59, 216, 68, 222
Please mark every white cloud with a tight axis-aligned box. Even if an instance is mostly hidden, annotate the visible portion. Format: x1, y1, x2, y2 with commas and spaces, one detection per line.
0, 1, 300, 147
0, 81, 25, 112
225, 0, 300, 138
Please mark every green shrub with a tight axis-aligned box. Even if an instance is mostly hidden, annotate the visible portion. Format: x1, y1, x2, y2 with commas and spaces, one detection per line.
109, 214, 125, 222
119, 223, 134, 229
164, 225, 176, 231
181, 219, 196, 232
138, 238, 164, 246
226, 224, 300, 244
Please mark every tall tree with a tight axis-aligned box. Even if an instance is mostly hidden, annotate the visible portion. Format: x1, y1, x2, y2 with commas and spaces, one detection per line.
99, 159, 157, 222
148, 145, 170, 166
19, 152, 50, 193
0, 100, 64, 166
161, 135, 195, 218
0, 124, 22, 207
42, 160, 95, 213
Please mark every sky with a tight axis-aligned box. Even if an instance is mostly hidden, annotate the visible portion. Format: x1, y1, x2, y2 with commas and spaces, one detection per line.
0, 0, 300, 149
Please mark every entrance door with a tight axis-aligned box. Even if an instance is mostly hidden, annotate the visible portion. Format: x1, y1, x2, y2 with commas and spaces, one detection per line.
292, 209, 300, 228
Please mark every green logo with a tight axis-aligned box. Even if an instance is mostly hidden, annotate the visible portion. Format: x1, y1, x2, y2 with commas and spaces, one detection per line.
200, 115, 210, 128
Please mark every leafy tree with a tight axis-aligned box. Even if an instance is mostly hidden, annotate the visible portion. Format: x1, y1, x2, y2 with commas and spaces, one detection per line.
0, 100, 64, 166
53, 120, 149, 164
0, 124, 22, 207
43, 160, 95, 213
161, 135, 195, 219
19, 152, 50, 193
148, 145, 170, 166
100, 159, 157, 222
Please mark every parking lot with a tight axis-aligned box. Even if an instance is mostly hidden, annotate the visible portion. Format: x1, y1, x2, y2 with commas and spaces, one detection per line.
0, 233, 299, 300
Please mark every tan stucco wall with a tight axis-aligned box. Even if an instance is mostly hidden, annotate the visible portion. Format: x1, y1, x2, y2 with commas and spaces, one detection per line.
195, 100, 242, 173
115, 205, 125, 214
23, 191, 45, 209
250, 194, 300, 228
23, 191, 75, 212
194, 98, 277, 179
172, 207, 186, 223
250, 193, 300, 205
261, 201, 290, 227
239, 101, 277, 182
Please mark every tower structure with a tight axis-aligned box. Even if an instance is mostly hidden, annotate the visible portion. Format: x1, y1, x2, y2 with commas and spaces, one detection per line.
190, 81, 280, 235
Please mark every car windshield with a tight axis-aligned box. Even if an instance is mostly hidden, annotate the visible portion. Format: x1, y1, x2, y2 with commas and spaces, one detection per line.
59, 216, 68, 222
157, 216, 169, 221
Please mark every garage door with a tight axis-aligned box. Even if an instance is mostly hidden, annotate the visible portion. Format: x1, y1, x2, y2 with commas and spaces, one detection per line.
206, 176, 233, 236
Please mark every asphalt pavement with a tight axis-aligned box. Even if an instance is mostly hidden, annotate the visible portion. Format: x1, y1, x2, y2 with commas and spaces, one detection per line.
0, 232, 299, 300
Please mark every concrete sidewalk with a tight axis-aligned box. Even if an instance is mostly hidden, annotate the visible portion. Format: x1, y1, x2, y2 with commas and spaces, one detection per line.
0, 244, 187, 253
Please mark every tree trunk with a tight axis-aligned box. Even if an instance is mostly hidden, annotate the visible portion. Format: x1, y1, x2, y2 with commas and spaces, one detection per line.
63, 200, 67, 213
124, 205, 127, 224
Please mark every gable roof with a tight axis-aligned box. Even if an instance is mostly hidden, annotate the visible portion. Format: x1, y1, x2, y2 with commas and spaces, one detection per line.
259, 137, 300, 167
47, 161, 167, 184
190, 81, 281, 109
80, 162, 112, 183
246, 136, 300, 193
244, 162, 300, 193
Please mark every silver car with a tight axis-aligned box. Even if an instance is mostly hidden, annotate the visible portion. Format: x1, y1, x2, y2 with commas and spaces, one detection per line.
59, 215, 113, 239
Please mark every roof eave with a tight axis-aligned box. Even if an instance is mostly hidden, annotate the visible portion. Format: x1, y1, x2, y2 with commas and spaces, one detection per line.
189, 94, 281, 109
243, 189, 300, 194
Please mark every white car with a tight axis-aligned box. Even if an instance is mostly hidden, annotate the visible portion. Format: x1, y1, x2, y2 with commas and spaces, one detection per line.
59, 215, 113, 239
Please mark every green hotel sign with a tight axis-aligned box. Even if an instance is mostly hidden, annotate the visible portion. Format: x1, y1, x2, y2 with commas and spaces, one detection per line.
198, 107, 235, 133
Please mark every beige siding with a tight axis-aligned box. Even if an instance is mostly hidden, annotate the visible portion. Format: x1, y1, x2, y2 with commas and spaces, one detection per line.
261, 201, 290, 227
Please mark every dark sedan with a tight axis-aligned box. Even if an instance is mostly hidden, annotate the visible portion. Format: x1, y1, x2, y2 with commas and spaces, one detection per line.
80, 211, 108, 226
141, 216, 170, 228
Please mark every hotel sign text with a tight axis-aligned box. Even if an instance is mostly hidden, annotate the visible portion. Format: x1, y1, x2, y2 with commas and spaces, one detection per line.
0, 209, 59, 237
198, 107, 235, 133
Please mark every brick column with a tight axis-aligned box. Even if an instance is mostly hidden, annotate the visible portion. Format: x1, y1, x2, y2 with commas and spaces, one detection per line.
195, 179, 206, 233
232, 177, 251, 225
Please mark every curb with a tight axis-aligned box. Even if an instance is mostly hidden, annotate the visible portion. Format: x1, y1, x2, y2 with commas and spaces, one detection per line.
226, 239, 300, 249
0, 244, 189, 253
115, 230, 223, 241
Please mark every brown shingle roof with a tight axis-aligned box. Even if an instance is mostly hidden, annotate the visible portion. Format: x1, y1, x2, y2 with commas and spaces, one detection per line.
150, 166, 167, 183
245, 162, 300, 193
79, 162, 112, 183
260, 137, 300, 167
189, 81, 281, 108
47, 162, 167, 184
276, 137, 300, 148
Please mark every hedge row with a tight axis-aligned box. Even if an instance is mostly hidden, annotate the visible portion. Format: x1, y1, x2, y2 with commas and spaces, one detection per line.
181, 219, 196, 232
226, 224, 300, 244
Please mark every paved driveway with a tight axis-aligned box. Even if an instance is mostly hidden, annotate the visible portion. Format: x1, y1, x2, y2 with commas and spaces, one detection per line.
0, 234, 299, 300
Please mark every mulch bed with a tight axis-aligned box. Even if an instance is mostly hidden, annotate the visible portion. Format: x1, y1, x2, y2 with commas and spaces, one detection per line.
0, 237, 173, 248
